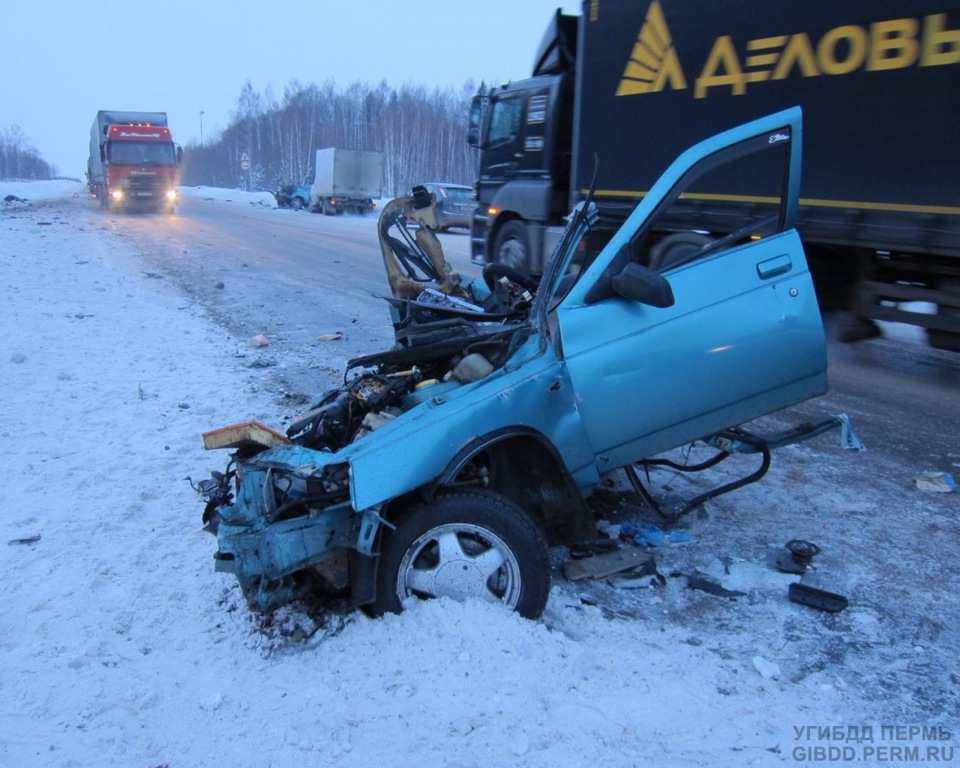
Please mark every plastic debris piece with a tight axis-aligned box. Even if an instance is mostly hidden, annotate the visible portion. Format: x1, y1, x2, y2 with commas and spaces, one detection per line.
788, 583, 849, 612
563, 548, 653, 581
687, 574, 746, 598
8, 533, 41, 546
834, 413, 865, 451
786, 539, 820, 564
248, 334, 269, 348
620, 521, 691, 547
317, 332, 342, 342
568, 538, 621, 560
776, 553, 806, 574
913, 472, 956, 493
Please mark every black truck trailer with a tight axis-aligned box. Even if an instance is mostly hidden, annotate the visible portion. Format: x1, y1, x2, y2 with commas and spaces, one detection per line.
467, 0, 960, 349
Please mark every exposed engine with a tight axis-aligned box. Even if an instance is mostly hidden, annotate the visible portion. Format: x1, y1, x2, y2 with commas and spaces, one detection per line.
284, 186, 539, 452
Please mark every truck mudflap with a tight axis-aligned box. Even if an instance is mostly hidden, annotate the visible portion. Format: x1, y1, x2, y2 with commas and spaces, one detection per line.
624, 414, 863, 522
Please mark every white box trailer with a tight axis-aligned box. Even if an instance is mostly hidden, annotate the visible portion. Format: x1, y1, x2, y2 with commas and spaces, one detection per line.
310, 148, 382, 215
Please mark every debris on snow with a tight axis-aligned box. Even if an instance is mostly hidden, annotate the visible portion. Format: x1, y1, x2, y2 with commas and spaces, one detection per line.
687, 574, 746, 599
788, 583, 849, 613
913, 472, 956, 493
563, 548, 653, 581
620, 521, 691, 547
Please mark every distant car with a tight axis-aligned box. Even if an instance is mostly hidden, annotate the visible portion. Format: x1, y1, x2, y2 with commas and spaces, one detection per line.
273, 184, 311, 210
421, 182, 476, 231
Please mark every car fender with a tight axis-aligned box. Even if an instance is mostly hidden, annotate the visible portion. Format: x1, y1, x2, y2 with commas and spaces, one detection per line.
345, 345, 599, 512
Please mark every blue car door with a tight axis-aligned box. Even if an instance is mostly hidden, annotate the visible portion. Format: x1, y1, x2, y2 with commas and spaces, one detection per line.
553, 108, 827, 471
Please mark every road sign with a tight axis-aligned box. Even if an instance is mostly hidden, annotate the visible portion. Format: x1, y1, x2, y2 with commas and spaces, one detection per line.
240, 152, 250, 171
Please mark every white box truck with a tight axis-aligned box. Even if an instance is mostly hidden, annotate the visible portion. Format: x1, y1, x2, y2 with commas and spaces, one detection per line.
310, 148, 383, 215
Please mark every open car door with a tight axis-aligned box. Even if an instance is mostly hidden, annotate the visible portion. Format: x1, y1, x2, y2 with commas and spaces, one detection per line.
553, 108, 827, 470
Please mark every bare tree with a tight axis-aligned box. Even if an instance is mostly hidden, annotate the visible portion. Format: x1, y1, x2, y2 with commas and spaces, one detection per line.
181, 78, 480, 196
0, 125, 55, 180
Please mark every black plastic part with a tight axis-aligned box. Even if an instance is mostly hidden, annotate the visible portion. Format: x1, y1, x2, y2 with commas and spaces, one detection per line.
787, 539, 821, 564
411, 185, 432, 210
788, 583, 849, 613
776, 553, 806, 575
349, 550, 379, 606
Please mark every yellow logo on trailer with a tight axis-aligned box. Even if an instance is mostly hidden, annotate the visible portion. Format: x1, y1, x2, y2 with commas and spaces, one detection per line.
616, 2, 960, 98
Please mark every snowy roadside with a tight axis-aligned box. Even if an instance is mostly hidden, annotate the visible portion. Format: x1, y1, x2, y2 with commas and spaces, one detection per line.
1, 182, 955, 768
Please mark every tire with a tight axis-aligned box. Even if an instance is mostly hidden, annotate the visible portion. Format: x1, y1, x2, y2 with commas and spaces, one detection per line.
493, 221, 531, 272
290, 196, 305, 211
321, 199, 335, 216
371, 489, 550, 619
648, 232, 713, 271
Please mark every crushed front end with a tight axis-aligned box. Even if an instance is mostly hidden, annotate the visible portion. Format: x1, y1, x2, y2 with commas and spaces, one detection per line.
195, 433, 363, 612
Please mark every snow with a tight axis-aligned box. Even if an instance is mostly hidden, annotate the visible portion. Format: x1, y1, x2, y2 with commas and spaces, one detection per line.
2, 181, 956, 767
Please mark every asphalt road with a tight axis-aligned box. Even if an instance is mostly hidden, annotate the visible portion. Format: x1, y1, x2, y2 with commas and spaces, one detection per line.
102, 191, 479, 397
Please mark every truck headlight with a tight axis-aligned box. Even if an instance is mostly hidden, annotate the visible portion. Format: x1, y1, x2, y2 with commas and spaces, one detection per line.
165, 189, 178, 202
111, 189, 124, 201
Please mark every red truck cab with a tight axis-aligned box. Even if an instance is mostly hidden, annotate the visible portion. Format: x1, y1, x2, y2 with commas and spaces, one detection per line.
88, 113, 182, 212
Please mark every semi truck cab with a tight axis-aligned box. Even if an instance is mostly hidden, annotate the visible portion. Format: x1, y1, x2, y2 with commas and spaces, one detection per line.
88, 112, 182, 213
468, 11, 578, 274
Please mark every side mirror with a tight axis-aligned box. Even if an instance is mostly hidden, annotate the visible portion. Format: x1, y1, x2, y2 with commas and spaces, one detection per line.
176, 146, 183, 165
612, 262, 675, 308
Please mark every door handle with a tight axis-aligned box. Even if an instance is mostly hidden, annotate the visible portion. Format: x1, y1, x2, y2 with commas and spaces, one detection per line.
757, 254, 792, 279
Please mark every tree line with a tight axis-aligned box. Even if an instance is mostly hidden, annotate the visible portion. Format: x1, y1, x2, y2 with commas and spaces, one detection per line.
181, 79, 484, 197
0, 125, 56, 180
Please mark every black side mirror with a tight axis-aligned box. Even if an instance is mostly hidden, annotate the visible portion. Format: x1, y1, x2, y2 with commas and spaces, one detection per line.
612, 262, 675, 308
176, 146, 183, 165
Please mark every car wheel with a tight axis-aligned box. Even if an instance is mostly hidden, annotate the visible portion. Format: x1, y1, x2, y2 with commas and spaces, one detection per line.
648, 232, 713, 271
371, 489, 550, 619
493, 221, 530, 272
290, 196, 305, 210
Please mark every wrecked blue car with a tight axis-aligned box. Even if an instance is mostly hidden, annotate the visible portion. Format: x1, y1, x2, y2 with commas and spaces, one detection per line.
196, 108, 849, 619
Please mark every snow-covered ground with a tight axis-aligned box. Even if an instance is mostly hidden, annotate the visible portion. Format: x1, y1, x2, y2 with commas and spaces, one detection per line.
1, 181, 956, 768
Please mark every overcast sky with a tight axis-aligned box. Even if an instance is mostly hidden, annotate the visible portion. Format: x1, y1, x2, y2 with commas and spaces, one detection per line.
4, 0, 581, 179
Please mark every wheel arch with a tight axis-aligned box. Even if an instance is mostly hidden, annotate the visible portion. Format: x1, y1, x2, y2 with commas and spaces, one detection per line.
428, 427, 595, 546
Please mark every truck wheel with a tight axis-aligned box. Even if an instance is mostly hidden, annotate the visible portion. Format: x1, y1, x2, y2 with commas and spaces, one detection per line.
928, 279, 960, 352
370, 489, 550, 619
321, 199, 335, 216
649, 232, 713, 271
493, 221, 530, 272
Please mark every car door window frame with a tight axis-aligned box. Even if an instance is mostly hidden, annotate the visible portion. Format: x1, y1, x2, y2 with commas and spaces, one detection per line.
584, 128, 793, 305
